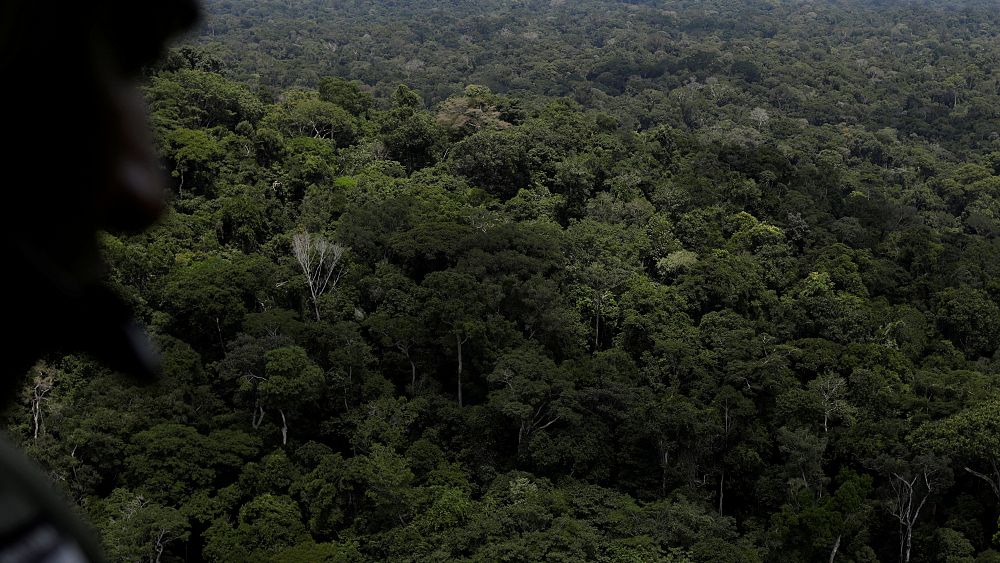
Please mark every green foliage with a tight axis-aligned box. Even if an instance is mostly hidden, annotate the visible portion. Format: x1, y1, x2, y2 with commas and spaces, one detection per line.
146, 69, 264, 130
93, 489, 190, 563
934, 287, 1000, 358
449, 128, 531, 200
318, 77, 374, 117
162, 127, 225, 194
268, 540, 364, 563
262, 89, 358, 147
204, 494, 310, 561
16, 1, 1000, 560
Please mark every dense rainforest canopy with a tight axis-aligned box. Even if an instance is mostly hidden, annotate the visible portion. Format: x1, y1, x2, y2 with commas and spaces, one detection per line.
8, 0, 1000, 561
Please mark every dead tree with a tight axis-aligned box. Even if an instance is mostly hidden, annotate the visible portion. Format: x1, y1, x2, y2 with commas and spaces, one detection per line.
888, 468, 938, 563
292, 232, 346, 321
28, 365, 55, 440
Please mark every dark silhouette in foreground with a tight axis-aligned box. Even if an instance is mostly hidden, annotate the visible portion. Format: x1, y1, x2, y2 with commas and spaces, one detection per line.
0, 2, 197, 560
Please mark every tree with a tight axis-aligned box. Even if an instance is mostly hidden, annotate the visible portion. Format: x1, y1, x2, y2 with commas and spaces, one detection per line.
365, 277, 424, 394
777, 427, 828, 502
565, 219, 646, 351
351, 444, 416, 529
257, 347, 326, 445
159, 254, 275, 354
915, 400, 1000, 505
422, 271, 492, 406
879, 454, 951, 563
318, 76, 374, 116
204, 494, 310, 561
933, 287, 1000, 358
768, 470, 874, 563
436, 84, 512, 139
449, 128, 531, 200
25, 362, 55, 440
124, 423, 258, 505
378, 85, 445, 172
94, 488, 190, 563
162, 127, 224, 194
263, 89, 358, 147
749, 107, 770, 129
807, 373, 856, 433
145, 68, 264, 130
291, 450, 350, 537
292, 232, 346, 322
487, 345, 575, 456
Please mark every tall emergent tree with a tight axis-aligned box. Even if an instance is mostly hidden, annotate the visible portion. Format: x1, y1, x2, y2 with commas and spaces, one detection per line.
292, 232, 346, 321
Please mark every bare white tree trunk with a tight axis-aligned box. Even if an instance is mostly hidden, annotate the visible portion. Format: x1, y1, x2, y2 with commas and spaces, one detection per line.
829, 534, 841, 563
889, 471, 933, 563
718, 469, 725, 515
252, 404, 265, 429
279, 409, 288, 445
155, 529, 167, 563
963, 459, 1000, 502
292, 232, 346, 321
29, 367, 54, 440
243, 371, 267, 430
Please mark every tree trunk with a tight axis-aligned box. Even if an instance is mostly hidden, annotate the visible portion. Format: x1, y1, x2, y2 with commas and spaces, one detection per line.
594, 295, 601, 350
279, 409, 288, 445
658, 441, 670, 497
409, 357, 417, 396
456, 333, 464, 407
30, 371, 53, 441
215, 317, 226, 356
344, 367, 352, 411
31, 386, 44, 440
963, 462, 1000, 502
155, 530, 166, 563
32, 402, 40, 440
718, 469, 725, 515
829, 534, 841, 563
252, 404, 265, 429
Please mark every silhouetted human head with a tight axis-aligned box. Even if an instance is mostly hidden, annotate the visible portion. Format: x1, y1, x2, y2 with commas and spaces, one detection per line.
0, 1, 199, 388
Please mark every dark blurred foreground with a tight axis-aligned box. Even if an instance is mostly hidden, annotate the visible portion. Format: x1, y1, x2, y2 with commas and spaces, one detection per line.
0, 2, 197, 561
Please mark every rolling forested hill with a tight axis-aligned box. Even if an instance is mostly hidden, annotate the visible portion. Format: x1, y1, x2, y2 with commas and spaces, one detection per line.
8, 0, 1000, 561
